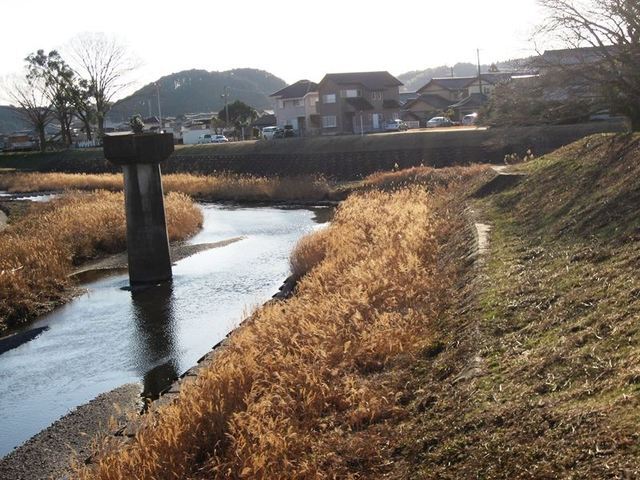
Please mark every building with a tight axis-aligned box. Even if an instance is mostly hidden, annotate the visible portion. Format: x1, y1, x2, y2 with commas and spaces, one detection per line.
316, 71, 403, 135
405, 73, 515, 122
270, 80, 319, 136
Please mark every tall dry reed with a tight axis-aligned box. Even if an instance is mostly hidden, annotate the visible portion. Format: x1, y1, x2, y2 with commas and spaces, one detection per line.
0, 191, 202, 332
76, 185, 460, 479
0, 172, 331, 201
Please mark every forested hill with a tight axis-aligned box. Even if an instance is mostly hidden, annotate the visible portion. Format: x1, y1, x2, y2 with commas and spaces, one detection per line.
108, 68, 287, 120
0, 106, 30, 134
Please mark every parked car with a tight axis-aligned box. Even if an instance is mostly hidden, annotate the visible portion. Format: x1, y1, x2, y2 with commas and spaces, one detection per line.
384, 119, 408, 132
426, 116, 453, 128
273, 128, 285, 139
462, 113, 478, 126
197, 133, 228, 144
262, 126, 279, 140
283, 125, 296, 138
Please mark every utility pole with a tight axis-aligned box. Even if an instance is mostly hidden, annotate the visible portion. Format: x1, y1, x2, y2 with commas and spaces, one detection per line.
221, 86, 230, 127
156, 82, 163, 133
477, 48, 483, 95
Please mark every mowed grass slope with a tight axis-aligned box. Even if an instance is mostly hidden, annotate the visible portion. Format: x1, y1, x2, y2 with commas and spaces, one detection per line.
0, 191, 202, 333
393, 133, 640, 478
74, 171, 481, 479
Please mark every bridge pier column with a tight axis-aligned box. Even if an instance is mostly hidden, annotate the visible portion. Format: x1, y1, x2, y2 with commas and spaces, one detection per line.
103, 133, 174, 286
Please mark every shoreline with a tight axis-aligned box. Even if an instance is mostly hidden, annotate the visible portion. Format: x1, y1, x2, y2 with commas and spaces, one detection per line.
0, 383, 142, 479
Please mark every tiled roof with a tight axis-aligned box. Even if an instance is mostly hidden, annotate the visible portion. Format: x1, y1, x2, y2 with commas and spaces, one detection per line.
449, 93, 489, 109
345, 97, 375, 111
321, 71, 403, 90
404, 94, 453, 110
271, 80, 318, 99
418, 77, 476, 93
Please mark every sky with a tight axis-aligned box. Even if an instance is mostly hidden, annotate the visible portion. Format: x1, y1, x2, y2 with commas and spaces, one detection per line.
0, 0, 546, 99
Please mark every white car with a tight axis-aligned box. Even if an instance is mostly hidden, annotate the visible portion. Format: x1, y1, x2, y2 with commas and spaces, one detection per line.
262, 126, 279, 140
426, 116, 453, 128
198, 133, 228, 144
384, 119, 408, 132
462, 113, 478, 126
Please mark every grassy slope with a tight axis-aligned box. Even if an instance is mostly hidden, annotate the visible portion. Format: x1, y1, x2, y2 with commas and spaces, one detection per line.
397, 133, 640, 478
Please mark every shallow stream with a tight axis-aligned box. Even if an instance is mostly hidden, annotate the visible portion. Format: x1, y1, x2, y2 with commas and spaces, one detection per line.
0, 203, 330, 457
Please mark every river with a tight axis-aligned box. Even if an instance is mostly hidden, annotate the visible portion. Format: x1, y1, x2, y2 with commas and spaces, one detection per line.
0, 203, 331, 458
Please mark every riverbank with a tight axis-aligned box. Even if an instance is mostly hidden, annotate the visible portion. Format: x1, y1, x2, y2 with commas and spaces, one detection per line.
0, 191, 202, 334
0, 383, 141, 480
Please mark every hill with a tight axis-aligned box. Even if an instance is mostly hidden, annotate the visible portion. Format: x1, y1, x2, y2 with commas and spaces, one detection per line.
0, 106, 30, 135
108, 68, 287, 121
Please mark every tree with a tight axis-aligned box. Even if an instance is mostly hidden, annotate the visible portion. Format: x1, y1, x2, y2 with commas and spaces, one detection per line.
67, 33, 139, 138
25, 50, 77, 146
536, 0, 640, 130
217, 100, 257, 139
2, 74, 54, 152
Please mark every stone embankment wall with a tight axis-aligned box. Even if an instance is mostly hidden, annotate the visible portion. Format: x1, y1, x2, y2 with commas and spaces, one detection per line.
0, 122, 626, 180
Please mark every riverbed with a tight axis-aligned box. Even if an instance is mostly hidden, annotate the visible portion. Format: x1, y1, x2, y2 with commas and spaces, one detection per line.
0, 203, 330, 458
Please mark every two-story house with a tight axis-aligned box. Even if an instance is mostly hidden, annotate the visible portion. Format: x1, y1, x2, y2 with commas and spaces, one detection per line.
316, 72, 403, 135
270, 80, 319, 136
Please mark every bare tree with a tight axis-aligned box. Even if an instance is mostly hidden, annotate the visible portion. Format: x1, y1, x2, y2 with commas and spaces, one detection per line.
67, 33, 139, 138
536, 0, 640, 129
1, 75, 54, 152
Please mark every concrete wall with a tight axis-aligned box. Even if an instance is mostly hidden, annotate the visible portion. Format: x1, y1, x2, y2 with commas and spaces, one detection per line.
1, 122, 627, 181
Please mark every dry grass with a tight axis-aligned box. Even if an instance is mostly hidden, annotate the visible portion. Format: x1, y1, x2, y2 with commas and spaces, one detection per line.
360, 164, 492, 192
0, 172, 332, 202
0, 191, 202, 332
74, 181, 469, 479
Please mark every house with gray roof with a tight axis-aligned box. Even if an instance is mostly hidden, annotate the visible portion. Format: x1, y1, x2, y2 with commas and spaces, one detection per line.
270, 79, 319, 135
316, 71, 403, 135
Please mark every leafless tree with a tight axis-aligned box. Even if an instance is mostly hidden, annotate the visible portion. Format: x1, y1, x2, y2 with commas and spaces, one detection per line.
1, 75, 54, 152
67, 33, 139, 138
536, 0, 640, 129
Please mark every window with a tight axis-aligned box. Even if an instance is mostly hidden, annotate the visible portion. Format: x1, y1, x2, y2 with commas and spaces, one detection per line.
294, 99, 304, 107
322, 94, 336, 104
322, 115, 337, 128
278, 100, 285, 109
371, 91, 383, 101
340, 89, 361, 98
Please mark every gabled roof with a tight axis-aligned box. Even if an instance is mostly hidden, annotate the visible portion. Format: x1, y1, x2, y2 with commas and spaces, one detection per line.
320, 71, 403, 90
270, 80, 318, 99
449, 93, 489, 109
418, 77, 476, 93
539, 46, 613, 67
404, 94, 453, 110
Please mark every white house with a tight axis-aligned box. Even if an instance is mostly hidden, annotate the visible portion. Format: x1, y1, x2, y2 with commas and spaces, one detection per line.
270, 80, 320, 136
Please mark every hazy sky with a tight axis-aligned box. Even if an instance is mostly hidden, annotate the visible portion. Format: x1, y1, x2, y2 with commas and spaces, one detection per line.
1, 0, 546, 98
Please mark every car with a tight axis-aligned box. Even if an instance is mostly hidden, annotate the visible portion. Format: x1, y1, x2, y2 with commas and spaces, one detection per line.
211, 134, 229, 143
262, 126, 279, 140
426, 116, 453, 128
384, 119, 409, 132
462, 113, 478, 126
283, 125, 296, 138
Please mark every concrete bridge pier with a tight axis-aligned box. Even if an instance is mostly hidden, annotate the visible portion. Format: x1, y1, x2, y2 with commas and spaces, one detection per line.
103, 133, 174, 286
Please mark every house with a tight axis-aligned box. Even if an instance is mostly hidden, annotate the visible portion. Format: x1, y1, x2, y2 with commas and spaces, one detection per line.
407, 73, 515, 122
316, 71, 403, 135
402, 94, 456, 125
270, 80, 320, 136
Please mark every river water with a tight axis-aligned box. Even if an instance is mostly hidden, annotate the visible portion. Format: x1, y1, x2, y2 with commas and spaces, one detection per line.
0, 204, 330, 458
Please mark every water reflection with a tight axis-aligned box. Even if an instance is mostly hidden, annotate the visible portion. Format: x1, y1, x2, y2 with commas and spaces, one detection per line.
130, 283, 179, 398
